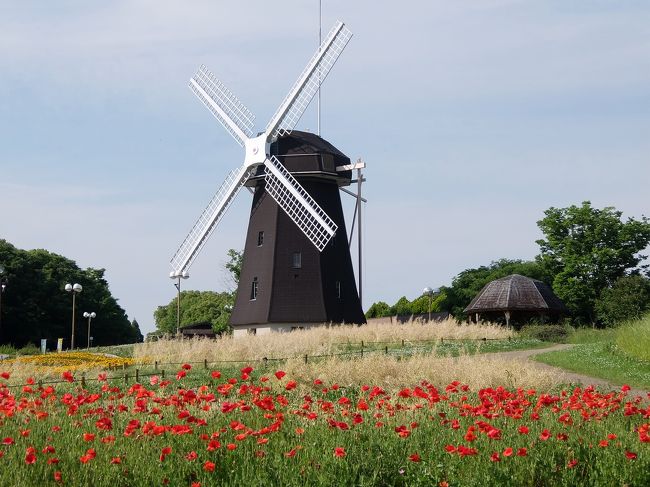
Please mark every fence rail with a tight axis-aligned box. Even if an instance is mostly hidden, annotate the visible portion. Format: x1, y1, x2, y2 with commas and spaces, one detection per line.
0, 336, 514, 389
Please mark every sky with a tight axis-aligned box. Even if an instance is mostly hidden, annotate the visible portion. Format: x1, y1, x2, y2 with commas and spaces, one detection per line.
1, 1, 649, 335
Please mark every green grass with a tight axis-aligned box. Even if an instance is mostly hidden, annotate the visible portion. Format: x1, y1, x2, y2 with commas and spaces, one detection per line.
534, 341, 650, 389
566, 327, 617, 344
615, 315, 650, 362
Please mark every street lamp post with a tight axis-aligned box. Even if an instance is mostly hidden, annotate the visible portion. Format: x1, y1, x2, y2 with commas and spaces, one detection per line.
65, 283, 83, 350
83, 312, 96, 349
423, 287, 440, 322
0, 264, 7, 342
169, 271, 189, 336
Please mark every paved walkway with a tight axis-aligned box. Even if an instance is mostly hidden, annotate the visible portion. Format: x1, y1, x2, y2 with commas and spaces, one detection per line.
485, 344, 649, 401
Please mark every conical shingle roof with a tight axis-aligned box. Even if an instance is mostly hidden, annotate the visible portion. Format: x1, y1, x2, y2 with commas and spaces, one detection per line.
464, 274, 567, 313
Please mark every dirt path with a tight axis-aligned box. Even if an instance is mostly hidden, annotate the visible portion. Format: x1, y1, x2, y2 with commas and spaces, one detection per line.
486, 344, 649, 400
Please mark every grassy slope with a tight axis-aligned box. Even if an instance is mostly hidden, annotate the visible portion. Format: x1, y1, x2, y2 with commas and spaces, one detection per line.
534, 325, 650, 389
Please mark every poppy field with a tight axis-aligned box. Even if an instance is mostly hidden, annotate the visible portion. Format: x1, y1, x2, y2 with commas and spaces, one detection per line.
0, 364, 648, 486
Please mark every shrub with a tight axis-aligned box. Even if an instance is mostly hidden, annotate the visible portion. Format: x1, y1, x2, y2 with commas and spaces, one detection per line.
595, 275, 650, 326
519, 324, 570, 343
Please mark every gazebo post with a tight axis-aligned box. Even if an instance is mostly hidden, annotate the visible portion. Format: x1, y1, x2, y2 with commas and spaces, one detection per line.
475, 313, 480, 323
504, 311, 511, 327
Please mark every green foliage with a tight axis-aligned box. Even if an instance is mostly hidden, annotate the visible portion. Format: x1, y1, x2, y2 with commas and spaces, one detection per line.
389, 296, 412, 316
441, 259, 550, 319
225, 248, 243, 288
154, 290, 232, 335
365, 301, 391, 318
366, 292, 446, 318
519, 324, 570, 343
536, 201, 650, 324
595, 275, 650, 326
0, 239, 138, 347
615, 313, 650, 362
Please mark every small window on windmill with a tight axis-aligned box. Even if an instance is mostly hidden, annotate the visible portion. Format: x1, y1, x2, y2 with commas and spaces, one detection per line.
250, 277, 258, 300
257, 231, 264, 246
292, 252, 302, 269
336, 281, 341, 299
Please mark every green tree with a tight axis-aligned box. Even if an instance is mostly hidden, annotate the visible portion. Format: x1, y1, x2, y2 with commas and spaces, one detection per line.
154, 290, 232, 335
0, 239, 137, 347
442, 259, 549, 319
365, 301, 391, 318
390, 296, 412, 316
410, 291, 446, 315
225, 249, 243, 290
595, 275, 650, 326
536, 202, 650, 324
130, 319, 144, 343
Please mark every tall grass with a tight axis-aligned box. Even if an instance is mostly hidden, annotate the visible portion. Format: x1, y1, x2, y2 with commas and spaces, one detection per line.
134, 318, 514, 363
616, 313, 650, 362
280, 352, 564, 392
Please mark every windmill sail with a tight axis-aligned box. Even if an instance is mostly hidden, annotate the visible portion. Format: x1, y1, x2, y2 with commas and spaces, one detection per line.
190, 65, 256, 147
266, 21, 352, 139
263, 155, 337, 251
170, 164, 255, 274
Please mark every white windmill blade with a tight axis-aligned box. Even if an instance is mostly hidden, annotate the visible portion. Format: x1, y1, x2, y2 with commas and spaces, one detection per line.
170, 164, 255, 275
265, 21, 352, 139
189, 65, 256, 147
263, 156, 338, 251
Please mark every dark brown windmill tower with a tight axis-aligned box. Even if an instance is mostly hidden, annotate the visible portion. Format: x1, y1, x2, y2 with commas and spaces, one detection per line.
230, 131, 365, 334
169, 21, 365, 336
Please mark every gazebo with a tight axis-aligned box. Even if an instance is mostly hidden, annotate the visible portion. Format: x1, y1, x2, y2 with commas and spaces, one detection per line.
464, 274, 568, 327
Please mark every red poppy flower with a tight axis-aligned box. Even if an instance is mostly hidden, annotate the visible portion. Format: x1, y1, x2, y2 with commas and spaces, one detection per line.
111, 457, 121, 464
20, 430, 30, 438
54, 471, 62, 483
2, 437, 14, 445
567, 459, 578, 469
490, 452, 500, 462
518, 425, 529, 434
26, 377, 35, 385
502, 448, 513, 457
192, 483, 201, 487
285, 380, 297, 390
409, 453, 421, 462
625, 451, 637, 460
176, 370, 187, 380
226, 443, 237, 451
334, 447, 346, 458
621, 384, 631, 392
203, 461, 216, 472
607, 433, 617, 440
97, 373, 107, 382
48, 458, 60, 465
275, 370, 286, 380
185, 451, 198, 461
62, 371, 74, 382
182, 363, 192, 370
211, 370, 221, 379
598, 440, 609, 448
285, 448, 299, 458
83, 433, 95, 442
0, 372, 10, 380
517, 448, 527, 457
25, 452, 36, 464
539, 429, 551, 441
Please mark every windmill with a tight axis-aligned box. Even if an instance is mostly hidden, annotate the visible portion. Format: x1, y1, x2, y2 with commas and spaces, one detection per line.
170, 21, 365, 335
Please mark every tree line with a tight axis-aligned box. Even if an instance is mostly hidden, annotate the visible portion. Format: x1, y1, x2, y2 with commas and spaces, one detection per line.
0, 239, 143, 348
366, 202, 650, 327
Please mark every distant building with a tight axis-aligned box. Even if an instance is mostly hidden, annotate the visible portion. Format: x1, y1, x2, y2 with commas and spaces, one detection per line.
179, 322, 217, 339
464, 274, 568, 327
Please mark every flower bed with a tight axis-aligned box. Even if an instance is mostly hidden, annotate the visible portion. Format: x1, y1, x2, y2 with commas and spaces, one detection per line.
0, 365, 647, 486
